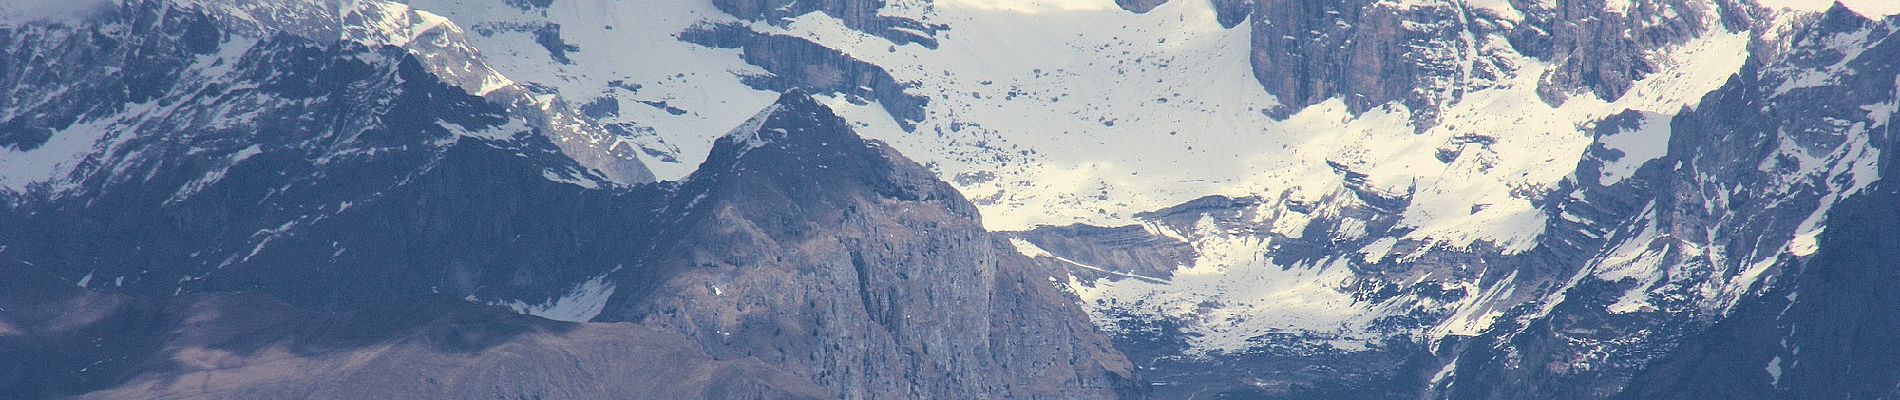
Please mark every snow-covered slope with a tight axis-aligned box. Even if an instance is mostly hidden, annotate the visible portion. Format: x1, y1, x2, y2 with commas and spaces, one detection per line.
400, 0, 781, 179
412, 0, 1748, 353
396, 0, 1742, 241
0, 0, 643, 310
1012, 3, 1896, 398
385, 0, 1882, 397
0, 0, 651, 194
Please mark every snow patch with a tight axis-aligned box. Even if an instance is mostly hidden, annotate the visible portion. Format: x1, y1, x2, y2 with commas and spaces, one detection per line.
1598, 112, 1672, 186
1011, 237, 1167, 283
404, 0, 779, 179
1008, 236, 1056, 258
1360, 237, 1399, 264
1767, 356, 1784, 386
1462, 0, 1524, 22
1590, 208, 1670, 315
489, 270, 619, 322
1788, 228, 1822, 257
1071, 223, 1374, 355
0, 112, 118, 194
723, 104, 785, 152
1433, 270, 1521, 337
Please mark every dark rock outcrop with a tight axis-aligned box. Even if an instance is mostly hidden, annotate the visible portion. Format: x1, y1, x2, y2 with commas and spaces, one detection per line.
680, 22, 928, 131
1015, 224, 1194, 283
598, 91, 1137, 399
1114, 0, 1171, 14
710, 0, 941, 48
1241, 0, 1722, 122
0, 264, 826, 400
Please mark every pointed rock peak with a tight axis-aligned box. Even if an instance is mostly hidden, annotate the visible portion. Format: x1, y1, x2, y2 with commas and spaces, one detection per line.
690, 88, 953, 210
716, 89, 858, 154
771, 88, 823, 110
1818, 1, 1876, 28
720, 102, 787, 152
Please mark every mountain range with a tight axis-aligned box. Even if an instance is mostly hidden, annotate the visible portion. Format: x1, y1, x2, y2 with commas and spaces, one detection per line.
3, 0, 1899, 398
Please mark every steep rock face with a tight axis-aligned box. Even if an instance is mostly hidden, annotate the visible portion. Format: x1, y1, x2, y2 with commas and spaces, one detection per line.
1438, 6, 1897, 400
171, 0, 656, 184
0, 0, 221, 152
1244, 0, 1722, 121
679, 22, 928, 131
1013, 223, 1194, 283
1602, 7, 1900, 399
1515, 0, 1719, 103
598, 92, 1136, 399
684, 0, 1729, 124
1619, 170, 1900, 400
1246, 0, 1485, 118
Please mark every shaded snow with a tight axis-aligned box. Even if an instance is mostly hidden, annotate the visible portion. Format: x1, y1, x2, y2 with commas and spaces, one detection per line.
1068, 220, 1375, 354
404, 0, 779, 179
1588, 204, 1671, 315
1011, 237, 1167, 283
1598, 112, 1672, 186
489, 270, 619, 323
724, 104, 785, 152
1768, 356, 1785, 386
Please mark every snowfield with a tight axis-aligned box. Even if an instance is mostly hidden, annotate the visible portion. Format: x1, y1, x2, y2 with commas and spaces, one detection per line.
381, 0, 1774, 354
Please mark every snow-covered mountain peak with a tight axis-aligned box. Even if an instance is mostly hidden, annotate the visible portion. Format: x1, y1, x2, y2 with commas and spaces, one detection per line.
700, 90, 887, 172
169, 0, 440, 43
0, 0, 655, 202
153, 0, 656, 184
161, 0, 509, 98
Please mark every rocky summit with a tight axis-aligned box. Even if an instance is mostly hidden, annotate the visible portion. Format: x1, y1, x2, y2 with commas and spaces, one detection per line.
4, 0, 1900, 399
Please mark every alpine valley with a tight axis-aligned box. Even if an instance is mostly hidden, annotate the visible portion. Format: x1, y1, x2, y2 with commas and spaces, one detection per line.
2, 0, 1898, 399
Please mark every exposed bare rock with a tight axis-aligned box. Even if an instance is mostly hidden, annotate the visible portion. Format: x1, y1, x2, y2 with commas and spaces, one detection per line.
710, 0, 941, 48
1014, 224, 1194, 283
1115, 0, 1172, 14
1515, 0, 1719, 104
1242, 0, 1723, 122
598, 92, 1137, 399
